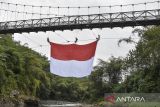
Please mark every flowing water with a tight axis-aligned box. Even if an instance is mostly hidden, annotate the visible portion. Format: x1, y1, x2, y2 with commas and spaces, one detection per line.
39, 100, 82, 107
0, 100, 83, 107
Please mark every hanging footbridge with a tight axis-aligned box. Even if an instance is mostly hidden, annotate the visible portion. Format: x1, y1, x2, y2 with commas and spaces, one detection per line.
0, 0, 160, 34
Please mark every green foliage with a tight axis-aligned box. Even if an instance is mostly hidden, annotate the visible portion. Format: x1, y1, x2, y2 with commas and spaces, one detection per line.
123, 26, 160, 93
0, 34, 50, 98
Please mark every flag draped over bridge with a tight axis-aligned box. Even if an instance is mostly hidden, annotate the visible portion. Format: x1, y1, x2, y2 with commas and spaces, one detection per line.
50, 41, 98, 77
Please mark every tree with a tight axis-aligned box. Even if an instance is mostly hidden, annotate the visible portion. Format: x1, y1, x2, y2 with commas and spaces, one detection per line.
120, 26, 160, 92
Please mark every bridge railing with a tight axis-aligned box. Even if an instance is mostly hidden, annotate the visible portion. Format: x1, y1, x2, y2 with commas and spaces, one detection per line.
0, 9, 160, 33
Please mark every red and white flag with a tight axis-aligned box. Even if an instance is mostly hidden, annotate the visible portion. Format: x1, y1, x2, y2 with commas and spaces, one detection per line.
50, 41, 98, 77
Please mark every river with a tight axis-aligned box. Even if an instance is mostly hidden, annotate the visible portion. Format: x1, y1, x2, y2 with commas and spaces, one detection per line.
0, 100, 85, 107
39, 100, 82, 107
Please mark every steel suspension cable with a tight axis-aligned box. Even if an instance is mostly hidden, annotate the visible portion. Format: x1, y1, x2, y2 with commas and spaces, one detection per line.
88, 6, 90, 15
158, 1, 160, 9
67, 7, 70, 16
15, 4, 18, 21
48, 6, 51, 18
91, 30, 98, 39
3, 10, 6, 22
78, 7, 80, 15
58, 7, 59, 16
132, 4, 135, 11
0, 0, 159, 9
16, 32, 140, 50
0, 2, 2, 21
40, 6, 42, 19
0, 8, 65, 17
23, 5, 25, 20
22, 33, 43, 46
145, 2, 147, 10
109, 5, 112, 13
54, 32, 70, 43
0, 0, 159, 19
31, 36, 139, 47
98, 6, 100, 14
6, 3, 9, 21
31, 6, 34, 19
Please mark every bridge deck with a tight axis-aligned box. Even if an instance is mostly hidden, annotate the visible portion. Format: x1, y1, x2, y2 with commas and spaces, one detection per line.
0, 9, 160, 34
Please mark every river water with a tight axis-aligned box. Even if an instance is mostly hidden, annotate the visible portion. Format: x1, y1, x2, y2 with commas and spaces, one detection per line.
39, 100, 82, 107
0, 100, 83, 107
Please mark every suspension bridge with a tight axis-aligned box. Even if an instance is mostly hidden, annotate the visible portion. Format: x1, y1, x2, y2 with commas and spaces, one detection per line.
0, 0, 160, 34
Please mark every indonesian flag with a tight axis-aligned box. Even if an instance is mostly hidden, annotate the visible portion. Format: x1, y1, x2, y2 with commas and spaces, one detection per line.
50, 40, 98, 77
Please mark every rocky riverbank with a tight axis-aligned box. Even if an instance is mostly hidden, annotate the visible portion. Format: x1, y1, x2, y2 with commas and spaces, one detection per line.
0, 97, 38, 107
0, 98, 23, 107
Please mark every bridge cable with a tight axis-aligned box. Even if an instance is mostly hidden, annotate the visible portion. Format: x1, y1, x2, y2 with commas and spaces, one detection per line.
17, 11, 20, 21
20, 35, 139, 50
15, 4, 18, 21
0, 2, 2, 21
78, 6, 80, 15
23, 5, 25, 20
1, 0, 160, 22
88, 6, 90, 15
54, 32, 70, 43
48, 6, 51, 18
20, 34, 46, 51
98, 6, 100, 14
67, 6, 70, 16
0, 8, 65, 19
1, 0, 160, 20
22, 33, 42, 46
68, 6, 70, 16
35, 36, 139, 46
132, 4, 135, 11
158, 1, 160, 9
31, 6, 34, 19
58, 6, 59, 16
109, 5, 112, 12
3, 10, 7, 22
3, 3, 7, 21
145, 2, 147, 10
120, 5, 122, 12
6, 3, 9, 21
0, 0, 159, 9
40, 6, 42, 19
73, 30, 80, 43
91, 30, 99, 39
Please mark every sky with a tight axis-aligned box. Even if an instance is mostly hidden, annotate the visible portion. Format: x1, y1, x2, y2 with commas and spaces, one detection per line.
0, 0, 157, 65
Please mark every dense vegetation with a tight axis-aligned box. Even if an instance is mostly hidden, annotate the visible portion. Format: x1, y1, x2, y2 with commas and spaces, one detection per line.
0, 34, 50, 100
0, 26, 160, 104
0, 34, 90, 102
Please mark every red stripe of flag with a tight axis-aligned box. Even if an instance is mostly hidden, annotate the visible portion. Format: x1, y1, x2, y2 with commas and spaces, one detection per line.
51, 41, 97, 61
